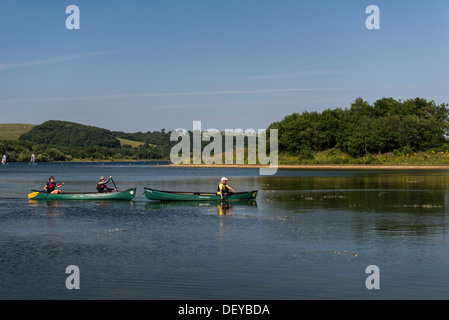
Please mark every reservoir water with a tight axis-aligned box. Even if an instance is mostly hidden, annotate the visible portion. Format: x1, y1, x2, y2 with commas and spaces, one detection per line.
1, 162, 449, 299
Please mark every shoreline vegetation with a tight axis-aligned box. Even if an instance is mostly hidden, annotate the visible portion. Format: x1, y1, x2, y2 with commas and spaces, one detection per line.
2, 159, 449, 170
3, 148, 449, 169
4, 159, 449, 170
4, 147, 449, 168
168, 164, 449, 170
2, 97, 449, 169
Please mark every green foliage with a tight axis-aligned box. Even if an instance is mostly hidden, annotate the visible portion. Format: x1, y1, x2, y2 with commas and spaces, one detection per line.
0, 138, 169, 162
299, 144, 314, 160
0, 120, 170, 162
393, 146, 414, 157
4, 97, 449, 165
114, 130, 173, 147
19, 120, 121, 148
270, 97, 449, 158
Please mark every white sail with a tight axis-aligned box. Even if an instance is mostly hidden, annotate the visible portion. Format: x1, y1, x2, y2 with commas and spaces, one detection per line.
2, 155, 6, 165
31, 154, 35, 164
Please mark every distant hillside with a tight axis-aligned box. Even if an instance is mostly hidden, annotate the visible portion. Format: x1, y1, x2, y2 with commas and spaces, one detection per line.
19, 120, 121, 148
0, 123, 36, 140
113, 130, 172, 147
117, 138, 145, 148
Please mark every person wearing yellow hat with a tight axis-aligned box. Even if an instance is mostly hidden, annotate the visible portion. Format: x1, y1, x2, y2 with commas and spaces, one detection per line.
217, 177, 235, 200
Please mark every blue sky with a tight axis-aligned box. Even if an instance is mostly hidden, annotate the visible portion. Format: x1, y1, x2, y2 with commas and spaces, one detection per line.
1, 0, 448, 132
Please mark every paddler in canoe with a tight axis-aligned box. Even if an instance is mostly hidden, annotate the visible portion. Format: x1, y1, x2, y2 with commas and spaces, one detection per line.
96, 176, 118, 193
44, 176, 64, 194
217, 177, 235, 200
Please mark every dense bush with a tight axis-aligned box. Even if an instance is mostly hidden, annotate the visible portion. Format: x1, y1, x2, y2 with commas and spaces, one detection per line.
19, 120, 121, 148
268, 97, 449, 158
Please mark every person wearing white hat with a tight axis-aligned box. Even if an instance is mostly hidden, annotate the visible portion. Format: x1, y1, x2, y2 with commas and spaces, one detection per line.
217, 177, 235, 200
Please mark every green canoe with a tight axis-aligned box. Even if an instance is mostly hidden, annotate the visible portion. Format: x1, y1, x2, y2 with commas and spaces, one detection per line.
28, 188, 137, 201
144, 187, 258, 201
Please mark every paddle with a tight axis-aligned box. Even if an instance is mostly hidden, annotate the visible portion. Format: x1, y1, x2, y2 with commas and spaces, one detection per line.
28, 191, 40, 199
111, 176, 119, 192
221, 191, 234, 201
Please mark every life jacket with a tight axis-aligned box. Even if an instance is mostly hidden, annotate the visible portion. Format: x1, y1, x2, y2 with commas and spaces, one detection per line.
46, 182, 56, 193
96, 183, 106, 193
217, 182, 229, 193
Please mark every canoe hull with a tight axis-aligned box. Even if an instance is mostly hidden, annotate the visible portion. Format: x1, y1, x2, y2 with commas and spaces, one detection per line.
144, 187, 257, 201
28, 188, 137, 201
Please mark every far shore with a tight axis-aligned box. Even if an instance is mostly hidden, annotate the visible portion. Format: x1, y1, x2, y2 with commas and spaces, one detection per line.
167, 164, 449, 170
9, 160, 449, 170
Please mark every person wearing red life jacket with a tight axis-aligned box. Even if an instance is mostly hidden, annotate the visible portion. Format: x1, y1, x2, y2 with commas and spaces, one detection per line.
44, 176, 64, 194
96, 176, 118, 193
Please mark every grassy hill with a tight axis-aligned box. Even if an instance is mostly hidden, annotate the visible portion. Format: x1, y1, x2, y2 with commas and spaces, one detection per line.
0, 124, 36, 140
0, 123, 150, 148
0, 120, 170, 162
117, 138, 145, 148
19, 120, 121, 148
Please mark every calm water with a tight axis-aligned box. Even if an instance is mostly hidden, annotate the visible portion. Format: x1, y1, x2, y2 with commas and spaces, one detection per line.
1, 162, 449, 300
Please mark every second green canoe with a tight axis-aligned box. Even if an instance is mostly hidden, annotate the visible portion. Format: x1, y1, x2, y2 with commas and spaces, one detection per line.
144, 187, 258, 201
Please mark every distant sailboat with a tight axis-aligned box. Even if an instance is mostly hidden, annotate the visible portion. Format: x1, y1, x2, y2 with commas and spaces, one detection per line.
2, 155, 6, 165
31, 154, 36, 165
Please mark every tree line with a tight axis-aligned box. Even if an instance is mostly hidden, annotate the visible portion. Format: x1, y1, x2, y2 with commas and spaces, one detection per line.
0, 139, 170, 162
2, 98, 448, 163
267, 97, 449, 158
0, 120, 173, 162
1, 120, 262, 163
19, 120, 121, 148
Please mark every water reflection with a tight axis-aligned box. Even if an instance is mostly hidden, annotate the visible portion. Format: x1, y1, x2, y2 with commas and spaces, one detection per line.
217, 202, 233, 216
257, 171, 449, 241
27, 200, 64, 215
5, 165, 449, 299
260, 171, 449, 191
262, 189, 447, 214
144, 200, 258, 216
258, 171, 449, 211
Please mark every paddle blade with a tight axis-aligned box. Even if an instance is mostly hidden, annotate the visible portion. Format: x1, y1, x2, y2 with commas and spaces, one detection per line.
28, 192, 39, 199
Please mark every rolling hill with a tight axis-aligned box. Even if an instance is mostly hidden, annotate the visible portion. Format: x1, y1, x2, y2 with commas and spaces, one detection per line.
0, 123, 36, 140
18, 120, 121, 148
0, 122, 150, 149
0, 120, 172, 162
